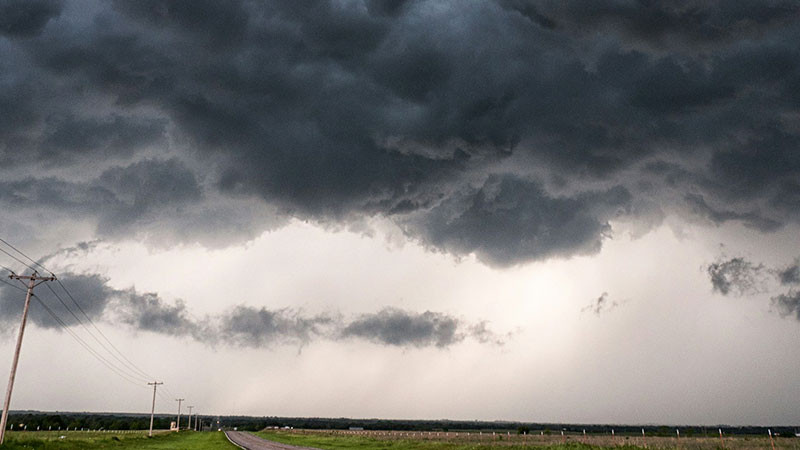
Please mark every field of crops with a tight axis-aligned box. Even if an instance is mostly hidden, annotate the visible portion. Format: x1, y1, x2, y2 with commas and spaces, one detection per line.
256, 428, 799, 449
1, 430, 236, 449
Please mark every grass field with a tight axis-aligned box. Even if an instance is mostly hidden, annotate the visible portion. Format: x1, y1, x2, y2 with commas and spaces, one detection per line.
255, 429, 615, 449
1, 430, 237, 449
255, 429, 798, 449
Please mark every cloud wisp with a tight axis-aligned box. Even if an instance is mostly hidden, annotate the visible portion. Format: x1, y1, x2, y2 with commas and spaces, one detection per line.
706, 257, 767, 296
581, 292, 621, 316
706, 255, 800, 324
0, 272, 506, 349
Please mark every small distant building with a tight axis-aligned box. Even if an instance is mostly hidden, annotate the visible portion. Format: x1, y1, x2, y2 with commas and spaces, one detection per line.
350, 427, 364, 431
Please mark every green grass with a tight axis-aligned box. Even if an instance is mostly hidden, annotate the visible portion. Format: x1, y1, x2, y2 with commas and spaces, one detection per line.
253, 430, 628, 450
1, 430, 237, 449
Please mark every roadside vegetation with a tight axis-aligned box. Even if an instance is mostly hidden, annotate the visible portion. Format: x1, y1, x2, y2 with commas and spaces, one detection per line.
255, 429, 796, 450
1, 430, 235, 449
254, 430, 620, 449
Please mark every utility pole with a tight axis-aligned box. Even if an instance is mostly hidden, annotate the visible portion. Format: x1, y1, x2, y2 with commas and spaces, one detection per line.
0, 271, 56, 445
175, 398, 184, 431
147, 381, 163, 437
187, 406, 193, 431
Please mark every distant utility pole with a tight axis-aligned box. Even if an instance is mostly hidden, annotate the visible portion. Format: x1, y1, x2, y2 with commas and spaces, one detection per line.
147, 381, 163, 437
187, 406, 193, 431
175, 398, 184, 431
0, 271, 56, 445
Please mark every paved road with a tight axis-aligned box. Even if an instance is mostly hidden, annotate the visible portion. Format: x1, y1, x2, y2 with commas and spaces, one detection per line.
224, 431, 321, 450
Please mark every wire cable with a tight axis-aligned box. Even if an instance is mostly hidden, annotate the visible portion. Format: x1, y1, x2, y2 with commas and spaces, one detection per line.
55, 279, 157, 381
32, 295, 147, 389
1, 237, 160, 385
42, 283, 150, 383
0, 278, 28, 294
0, 247, 36, 273
0, 238, 51, 273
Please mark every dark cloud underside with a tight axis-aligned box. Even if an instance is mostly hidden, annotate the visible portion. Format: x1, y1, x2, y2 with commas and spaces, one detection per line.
0, 0, 799, 265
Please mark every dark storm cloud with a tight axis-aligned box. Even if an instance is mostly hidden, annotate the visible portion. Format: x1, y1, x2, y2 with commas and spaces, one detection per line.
684, 194, 782, 232
40, 114, 166, 163
0, 0, 62, 38
706, 257, 766, 296
406, 175, 631, 266
499, 1, 800, 53
2, 0, 800, 264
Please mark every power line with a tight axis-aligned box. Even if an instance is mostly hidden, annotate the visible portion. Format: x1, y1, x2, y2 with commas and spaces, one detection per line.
0, 247, 35, 273
0, 238, 164, 400
55, 279, 156, 381
0, 237, 157, 382
41, 283, 150, 383
31, 295, 147, 389
0, 272, 56, 445
0, 238, 51, 273
0, 263, 28, 289
0, 278, 28, 294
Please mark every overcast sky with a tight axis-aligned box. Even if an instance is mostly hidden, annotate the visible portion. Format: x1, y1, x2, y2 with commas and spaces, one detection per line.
1, 0, 799, 426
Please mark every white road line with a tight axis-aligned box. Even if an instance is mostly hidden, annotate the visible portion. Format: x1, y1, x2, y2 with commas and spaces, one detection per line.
225, 431, 249, 450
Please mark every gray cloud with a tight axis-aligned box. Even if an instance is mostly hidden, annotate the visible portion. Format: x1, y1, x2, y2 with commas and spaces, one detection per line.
685, 193, 782, 232
581, 292, 620, 315
341, 308, 462, 348
771, 290, 800, 321
0, 273, 113, 330
115, 292, 209, 341
705, 255, 800, 326
0, 270, 504, 348
405, 175, 631, 266
499, 1, 800, 54
1, 0, 800, 265
0, 0, 62, 38
707, 257, 767, 296
0, 158, 283, 247
219, 306, 335, 347
777, 260, 800, 286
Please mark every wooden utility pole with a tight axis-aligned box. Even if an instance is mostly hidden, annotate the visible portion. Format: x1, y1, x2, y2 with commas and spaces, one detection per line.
147, 381, 163, 437
175, 398, 184, 431
0, 271, 56, 445
187, 406, 193, 431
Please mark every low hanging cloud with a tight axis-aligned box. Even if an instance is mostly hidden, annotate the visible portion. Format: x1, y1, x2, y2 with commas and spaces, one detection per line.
772, 291, 800, 320
706, 255, 800, 324
219, 306, 336, 347
0, 271, 505, 348
341, 308, 461, 348
405, 175, 631, 266
777, 260, 800, 286
706, 257, 767, 296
